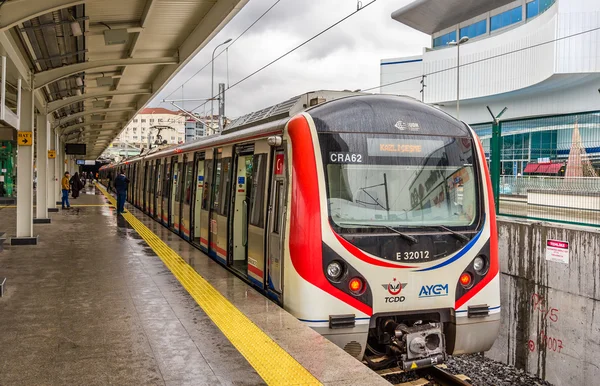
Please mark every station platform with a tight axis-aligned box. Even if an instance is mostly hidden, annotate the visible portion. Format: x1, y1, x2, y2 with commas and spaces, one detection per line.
0, 186, 387, 386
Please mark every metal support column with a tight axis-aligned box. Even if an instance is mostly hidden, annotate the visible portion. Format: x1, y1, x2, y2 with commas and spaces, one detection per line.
13, 87, 37, 245
35, 114, 50, 223
486, 106, 507, 213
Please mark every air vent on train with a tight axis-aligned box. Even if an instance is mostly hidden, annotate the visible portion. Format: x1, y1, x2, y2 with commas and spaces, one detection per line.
343, 341, 362, 358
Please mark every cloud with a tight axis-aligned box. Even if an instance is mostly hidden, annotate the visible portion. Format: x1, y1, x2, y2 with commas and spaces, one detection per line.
153, 0, 430, 118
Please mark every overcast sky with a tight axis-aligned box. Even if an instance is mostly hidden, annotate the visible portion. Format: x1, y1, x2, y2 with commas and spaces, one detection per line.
152, 0, 430, 118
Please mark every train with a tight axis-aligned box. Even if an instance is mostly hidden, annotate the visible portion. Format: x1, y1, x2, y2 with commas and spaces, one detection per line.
99, 91, 500, 370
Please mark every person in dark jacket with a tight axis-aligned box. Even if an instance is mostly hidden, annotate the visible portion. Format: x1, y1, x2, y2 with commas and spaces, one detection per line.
70, 172, 83, 199
114, 171, 130, 214
107, 171, 113, 191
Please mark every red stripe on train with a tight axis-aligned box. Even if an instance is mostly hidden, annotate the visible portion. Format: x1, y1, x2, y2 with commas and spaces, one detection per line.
455, 138, 499, 310
248, 264, 264, 277
287, 115, 373, 317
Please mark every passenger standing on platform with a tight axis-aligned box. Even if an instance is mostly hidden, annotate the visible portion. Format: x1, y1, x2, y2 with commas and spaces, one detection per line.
114, 171, 130, 214
95, 172, 99, 182
61, 172, 71, 209
70, 172, 83, 199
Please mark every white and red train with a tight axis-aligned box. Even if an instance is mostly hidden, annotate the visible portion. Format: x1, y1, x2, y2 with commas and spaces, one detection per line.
100, 92, 500, 369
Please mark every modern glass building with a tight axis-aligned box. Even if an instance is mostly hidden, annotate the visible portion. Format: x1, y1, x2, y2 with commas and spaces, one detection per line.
382, 0, 600, 175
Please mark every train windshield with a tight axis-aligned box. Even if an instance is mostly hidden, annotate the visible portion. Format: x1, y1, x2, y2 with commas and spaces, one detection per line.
320, 133, 478, 230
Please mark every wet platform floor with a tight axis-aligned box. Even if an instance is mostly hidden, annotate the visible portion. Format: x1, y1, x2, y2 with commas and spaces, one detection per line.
0, 187, 387, 386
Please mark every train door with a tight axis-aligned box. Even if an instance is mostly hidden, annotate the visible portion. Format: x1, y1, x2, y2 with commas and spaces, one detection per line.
201, 153, 214, 252
161, 159, 171, 225
266, 149, 287, 300
170, 156, 182, 232
209, 148, 230, 264
230, 145, 254, 276
154, 160, 161, 218
180, 156, 194, 240
143, 161, 149, 212
148, 160, 154, 216
191, 152, 207, 250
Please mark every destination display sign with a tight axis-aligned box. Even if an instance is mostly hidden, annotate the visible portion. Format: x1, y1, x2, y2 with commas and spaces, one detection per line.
367, 138, 446, 157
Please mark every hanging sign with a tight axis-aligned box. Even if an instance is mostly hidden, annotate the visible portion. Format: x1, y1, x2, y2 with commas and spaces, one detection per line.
17, 132, 32, 146
48, 150, 56, 159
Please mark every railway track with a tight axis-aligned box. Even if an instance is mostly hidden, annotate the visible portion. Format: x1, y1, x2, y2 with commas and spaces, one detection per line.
377, 364, 472, 386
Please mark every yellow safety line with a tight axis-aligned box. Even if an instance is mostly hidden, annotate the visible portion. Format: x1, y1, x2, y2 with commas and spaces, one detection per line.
95, 184, 321, 386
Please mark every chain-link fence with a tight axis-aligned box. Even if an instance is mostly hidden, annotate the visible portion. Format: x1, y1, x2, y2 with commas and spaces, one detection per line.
473, 111, 600, 227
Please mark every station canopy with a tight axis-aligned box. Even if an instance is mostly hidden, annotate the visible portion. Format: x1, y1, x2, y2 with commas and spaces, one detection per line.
391, 0, 515, 35
0, 0, 247, 159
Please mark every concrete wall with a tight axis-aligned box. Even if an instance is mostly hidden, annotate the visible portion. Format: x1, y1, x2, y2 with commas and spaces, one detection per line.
486, 218, 600, 385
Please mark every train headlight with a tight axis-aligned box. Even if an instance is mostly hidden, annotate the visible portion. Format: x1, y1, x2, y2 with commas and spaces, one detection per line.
473, 256, 488, 275
326, 261, 343, 281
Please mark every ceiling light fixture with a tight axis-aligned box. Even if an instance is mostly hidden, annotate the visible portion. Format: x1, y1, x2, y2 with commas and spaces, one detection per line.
75, 76, 83, 87
71, 20, 83, 37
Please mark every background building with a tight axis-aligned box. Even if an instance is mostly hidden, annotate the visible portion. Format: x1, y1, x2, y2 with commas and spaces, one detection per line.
113, 107, 185, 150
382, 0, 600, 175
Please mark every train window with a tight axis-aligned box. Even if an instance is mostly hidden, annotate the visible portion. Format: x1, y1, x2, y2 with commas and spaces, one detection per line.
272, 181, 283, 234
184, 161, 193, 205
249, 154, 267, 228
163, 163, 171, 198
175, 162, 183, 202
156, 161, 163, 196
219, 158, 232, 216
212, 158, 222, 211
203, 159, 213, 210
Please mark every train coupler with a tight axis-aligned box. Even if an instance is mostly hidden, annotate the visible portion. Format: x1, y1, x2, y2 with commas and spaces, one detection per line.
401, 353, 445, 370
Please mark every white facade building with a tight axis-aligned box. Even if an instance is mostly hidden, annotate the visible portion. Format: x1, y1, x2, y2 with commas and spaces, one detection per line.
382, 0, 600, 175
115, 107, 185, 149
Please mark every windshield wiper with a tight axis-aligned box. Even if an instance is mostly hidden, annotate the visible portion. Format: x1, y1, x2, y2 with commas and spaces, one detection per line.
426, 225, 470, 242
338, 223, 418, 244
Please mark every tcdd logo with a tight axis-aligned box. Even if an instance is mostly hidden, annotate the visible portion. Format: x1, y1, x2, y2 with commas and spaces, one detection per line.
382, 279, 407, 303
419, 284, 449, 298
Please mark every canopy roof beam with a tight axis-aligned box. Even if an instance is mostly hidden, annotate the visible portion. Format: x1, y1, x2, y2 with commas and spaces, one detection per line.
53, 107, 136, 128
34, 57, 178, 89
0, 0, 84, 32
47, 89, 151, 113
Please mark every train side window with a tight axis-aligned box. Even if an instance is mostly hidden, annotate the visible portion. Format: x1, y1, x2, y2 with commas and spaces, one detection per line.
219, 158, 232, 216
272, 181, 282, 234
175, 162, 183, 202
163, 163, 171, 198
212, 159, 222, 211
203, 159, 213, 210
156, 162, 163, 196
249, 154, 267, 228
184, 161, 193, 205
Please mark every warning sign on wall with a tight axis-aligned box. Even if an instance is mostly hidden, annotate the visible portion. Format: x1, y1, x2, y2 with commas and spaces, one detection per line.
546, 239, 569, 264
48, 150, 56, 159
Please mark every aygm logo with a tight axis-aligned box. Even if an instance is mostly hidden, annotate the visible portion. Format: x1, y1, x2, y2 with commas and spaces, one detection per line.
419, 284, 449, 298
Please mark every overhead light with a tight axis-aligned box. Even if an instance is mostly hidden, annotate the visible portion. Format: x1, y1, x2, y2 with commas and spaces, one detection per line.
75, 89, 82, 96
75, 76, 83, 87
71, 21, 83, 37
103, 29, 129, 45
95, 76, 114, 87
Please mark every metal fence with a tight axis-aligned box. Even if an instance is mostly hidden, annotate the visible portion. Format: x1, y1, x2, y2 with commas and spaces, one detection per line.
473, 111, 600, 227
